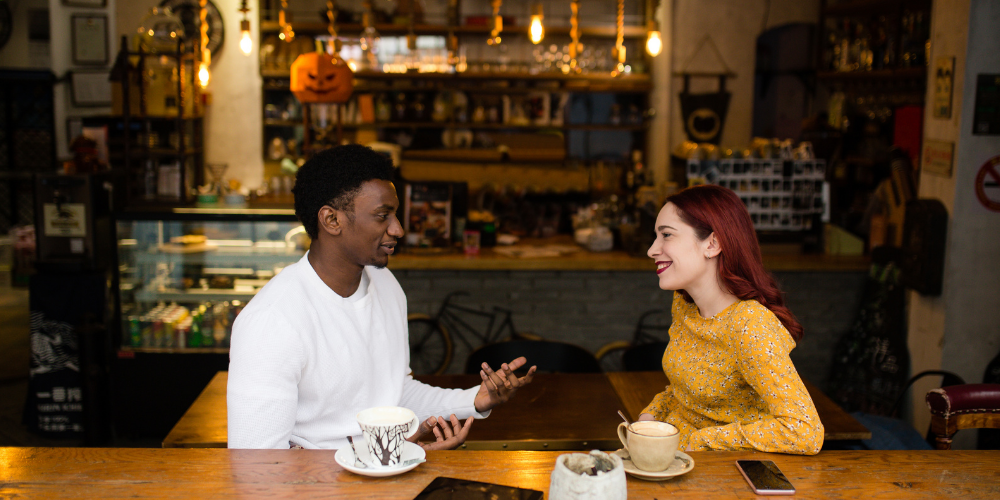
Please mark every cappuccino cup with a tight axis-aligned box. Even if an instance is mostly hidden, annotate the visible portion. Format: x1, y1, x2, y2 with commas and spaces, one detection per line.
617, 421, 680, 472
356, 406, 420, 467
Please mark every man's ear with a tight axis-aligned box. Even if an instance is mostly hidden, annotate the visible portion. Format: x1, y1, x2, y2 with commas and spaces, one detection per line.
317, 205, 344, 236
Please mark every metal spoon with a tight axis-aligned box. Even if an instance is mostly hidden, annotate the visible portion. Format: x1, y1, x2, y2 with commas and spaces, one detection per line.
617, 410, 632, 428
346, 436, 368, 469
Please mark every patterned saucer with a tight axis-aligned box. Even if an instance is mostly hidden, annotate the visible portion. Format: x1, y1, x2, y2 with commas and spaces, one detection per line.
613, 449, 695, 481
335, 441, 426, 478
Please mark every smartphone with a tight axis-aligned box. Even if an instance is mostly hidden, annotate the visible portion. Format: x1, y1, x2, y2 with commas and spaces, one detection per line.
735, 460, 796, 495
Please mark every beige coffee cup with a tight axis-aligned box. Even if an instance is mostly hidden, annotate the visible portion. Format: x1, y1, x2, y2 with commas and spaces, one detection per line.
616, 421, 680, 472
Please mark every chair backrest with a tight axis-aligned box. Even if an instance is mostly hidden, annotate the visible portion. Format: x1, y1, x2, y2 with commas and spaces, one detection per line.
926, 383, 1000, 450
464, 340, 602, 374
621, 341, 669, 372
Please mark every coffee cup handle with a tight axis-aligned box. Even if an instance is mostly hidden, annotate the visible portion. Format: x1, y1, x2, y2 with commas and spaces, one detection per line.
617, 422, 630, 451
405, 415, 421, 440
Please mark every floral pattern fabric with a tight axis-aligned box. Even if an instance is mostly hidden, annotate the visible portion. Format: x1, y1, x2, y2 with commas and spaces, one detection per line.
641, 292, 824, 455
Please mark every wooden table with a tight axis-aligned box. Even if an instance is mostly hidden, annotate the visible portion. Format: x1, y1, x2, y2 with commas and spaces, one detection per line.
607, 371, 872, 441
3, 447, 997, 498
164, 370, 869, 448
163, 371, 627, 450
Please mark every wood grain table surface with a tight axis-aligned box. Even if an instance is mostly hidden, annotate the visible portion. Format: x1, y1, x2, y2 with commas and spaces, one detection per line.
3, 447, 997, 499
164, 370, 869, 448
607, 371, 872, 441
163, 371, 628, 450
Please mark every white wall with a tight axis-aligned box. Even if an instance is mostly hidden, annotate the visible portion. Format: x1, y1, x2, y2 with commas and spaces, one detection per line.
906, 0, 971, 439
936, 0, 1000, 449
116, 0, 263, 190
668, 0, 819, 154
44, 0, 118, 162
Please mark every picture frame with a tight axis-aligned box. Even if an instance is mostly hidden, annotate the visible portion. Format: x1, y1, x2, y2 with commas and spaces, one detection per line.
71, 14, 108, 65
70, 70, 112, 107
62, 0, 107, 7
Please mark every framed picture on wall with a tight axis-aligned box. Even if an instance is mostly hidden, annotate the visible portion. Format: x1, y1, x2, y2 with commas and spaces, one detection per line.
70, 70, 112, 107
62, 0, 107, 7
71, 14, 108, 65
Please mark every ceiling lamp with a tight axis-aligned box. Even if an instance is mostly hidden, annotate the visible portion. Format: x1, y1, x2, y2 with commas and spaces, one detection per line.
529, 3, 544, 44
238, 0, 252, 55
646, 0, 662, 57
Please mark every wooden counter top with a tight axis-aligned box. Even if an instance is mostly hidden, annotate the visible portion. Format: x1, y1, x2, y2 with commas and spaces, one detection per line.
388, 238, 869, 272
4, 448, 998, 498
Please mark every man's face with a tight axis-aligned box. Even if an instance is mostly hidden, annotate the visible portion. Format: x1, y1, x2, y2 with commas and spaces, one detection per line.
339, 179, 404, 269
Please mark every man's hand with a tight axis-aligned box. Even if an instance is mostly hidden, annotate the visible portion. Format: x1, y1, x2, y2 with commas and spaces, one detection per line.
474, 356, 537, 413
406, 415, 473, 451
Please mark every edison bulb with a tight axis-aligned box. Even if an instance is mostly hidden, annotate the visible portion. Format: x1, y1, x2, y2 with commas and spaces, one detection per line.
646, 31, 662, 57
529, 15, 544, 44
240, 31, 252, 55
198, 62, 210, 88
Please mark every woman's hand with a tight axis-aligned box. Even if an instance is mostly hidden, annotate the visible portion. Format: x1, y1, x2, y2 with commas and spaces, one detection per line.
637, 413, 657, 422
406, 415, 473, 451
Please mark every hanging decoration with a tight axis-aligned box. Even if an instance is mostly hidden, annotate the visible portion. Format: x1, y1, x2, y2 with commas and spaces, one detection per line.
529, 3, 544, 44
676, 37, 735, 145
487, 0, 502, 46
290, 0, 353, 104
567, 0, 581, 73
198, 0, 210, 88
612, 0, 626, 76
326, 0, 341, 54
238, 0, 251, 55
279, 0, 294, 42
360, 0, 380, 69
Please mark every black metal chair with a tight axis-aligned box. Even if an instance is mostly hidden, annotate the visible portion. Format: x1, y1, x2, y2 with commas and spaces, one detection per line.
464, 340, 602, 375
620, 341, 669, 372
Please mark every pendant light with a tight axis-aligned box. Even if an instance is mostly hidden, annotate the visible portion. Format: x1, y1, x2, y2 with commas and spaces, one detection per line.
567, 0, 581, 73
645, 0, 662, 57
529, 3, 544, 44
279, 0, 295, 42
359, 0, 379, 69
198, 0, 210, 88
487, 0, 502, 46
238, 0, 252, 55
612, 0, 626, 77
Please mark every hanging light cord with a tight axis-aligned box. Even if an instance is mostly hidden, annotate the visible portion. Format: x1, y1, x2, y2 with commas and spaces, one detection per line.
569, 0, 580, 72
616, 0, 625, 71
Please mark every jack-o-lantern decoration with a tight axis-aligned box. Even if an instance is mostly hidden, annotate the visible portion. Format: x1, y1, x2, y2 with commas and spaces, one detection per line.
290, 52, 354, 104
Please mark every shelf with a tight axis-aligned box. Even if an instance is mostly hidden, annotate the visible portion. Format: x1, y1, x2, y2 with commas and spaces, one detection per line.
267, 121, 644, 131
119, 347, 230, 354
131, 248, 304, 266
816, 67, 927, 82
259, 21, 648, 39
134, 289, 261, 303
402, 148, 565, 163
260, 69, 650, 89
823, 0, 931, 17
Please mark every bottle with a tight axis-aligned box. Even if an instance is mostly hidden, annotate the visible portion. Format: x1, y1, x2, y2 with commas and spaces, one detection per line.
200, 303, 215, 347
188, 306, 203, 347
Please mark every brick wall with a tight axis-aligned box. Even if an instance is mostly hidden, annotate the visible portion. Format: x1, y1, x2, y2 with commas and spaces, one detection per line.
395, 269, 868, 389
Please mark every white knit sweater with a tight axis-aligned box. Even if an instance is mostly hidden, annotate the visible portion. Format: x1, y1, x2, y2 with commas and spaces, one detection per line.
227, 252, 485, 449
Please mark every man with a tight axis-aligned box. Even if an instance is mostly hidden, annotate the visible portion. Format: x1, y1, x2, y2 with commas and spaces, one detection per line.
228, 144, 535, 450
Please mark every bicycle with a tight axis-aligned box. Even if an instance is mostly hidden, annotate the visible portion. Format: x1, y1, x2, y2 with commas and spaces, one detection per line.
407, 291, 538, 375
594, 308, 671, 372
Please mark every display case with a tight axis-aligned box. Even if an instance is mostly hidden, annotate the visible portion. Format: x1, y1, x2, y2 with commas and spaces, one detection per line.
111, 207, 305, 438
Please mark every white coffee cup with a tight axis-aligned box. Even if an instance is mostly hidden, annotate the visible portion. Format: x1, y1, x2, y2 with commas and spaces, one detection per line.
617, 421, 680, 472
356, 406, 420, 467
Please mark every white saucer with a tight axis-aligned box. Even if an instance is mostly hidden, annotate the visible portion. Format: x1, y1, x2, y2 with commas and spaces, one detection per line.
335, 441, 426, 477
613, 449, 695, 481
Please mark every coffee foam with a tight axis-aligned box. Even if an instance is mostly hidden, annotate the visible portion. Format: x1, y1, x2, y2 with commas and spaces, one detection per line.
630, 421, 678, 437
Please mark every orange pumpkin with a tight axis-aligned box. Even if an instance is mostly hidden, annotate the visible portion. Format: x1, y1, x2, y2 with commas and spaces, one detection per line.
290, 52, 354, 104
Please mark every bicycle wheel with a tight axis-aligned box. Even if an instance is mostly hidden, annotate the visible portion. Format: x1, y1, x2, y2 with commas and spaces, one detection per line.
407, 315, 453, 375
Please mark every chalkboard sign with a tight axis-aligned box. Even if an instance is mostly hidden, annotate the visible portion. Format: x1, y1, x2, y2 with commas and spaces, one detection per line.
827, 247, 910, 416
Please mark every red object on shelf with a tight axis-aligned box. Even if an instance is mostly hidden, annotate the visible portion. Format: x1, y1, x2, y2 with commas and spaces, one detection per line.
464, 16, 516, 27
893, 105, 924, 168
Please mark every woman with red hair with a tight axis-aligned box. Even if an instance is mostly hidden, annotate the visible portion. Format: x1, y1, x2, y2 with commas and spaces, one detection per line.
637, 184, 823, 454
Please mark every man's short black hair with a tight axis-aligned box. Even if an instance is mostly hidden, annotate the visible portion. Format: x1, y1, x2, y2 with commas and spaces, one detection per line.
293, 144, 395, 240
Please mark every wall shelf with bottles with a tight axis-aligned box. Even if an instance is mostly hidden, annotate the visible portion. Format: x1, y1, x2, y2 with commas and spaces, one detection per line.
260, 21, 648, 39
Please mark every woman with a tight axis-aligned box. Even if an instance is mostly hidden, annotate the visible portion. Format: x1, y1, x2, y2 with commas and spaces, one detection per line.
638, 184, 823, 454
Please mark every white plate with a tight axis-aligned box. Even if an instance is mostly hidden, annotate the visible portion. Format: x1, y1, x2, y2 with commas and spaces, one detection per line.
613, 449, 694, 481
335, 441, 426, 478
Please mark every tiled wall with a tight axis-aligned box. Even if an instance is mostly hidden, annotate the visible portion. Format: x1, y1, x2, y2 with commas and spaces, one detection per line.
396, 269, 868, 388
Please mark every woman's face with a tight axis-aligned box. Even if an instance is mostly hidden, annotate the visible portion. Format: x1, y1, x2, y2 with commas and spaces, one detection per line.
647, 202, 715, 291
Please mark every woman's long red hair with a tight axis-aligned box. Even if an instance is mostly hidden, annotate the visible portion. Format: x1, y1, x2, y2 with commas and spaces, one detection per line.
666, 184, 803, 342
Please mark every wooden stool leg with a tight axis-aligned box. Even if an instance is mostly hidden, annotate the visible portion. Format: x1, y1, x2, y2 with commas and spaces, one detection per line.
934, 434, 953, 450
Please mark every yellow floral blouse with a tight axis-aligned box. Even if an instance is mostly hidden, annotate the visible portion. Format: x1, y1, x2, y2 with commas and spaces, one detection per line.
641, 292, 824, 455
